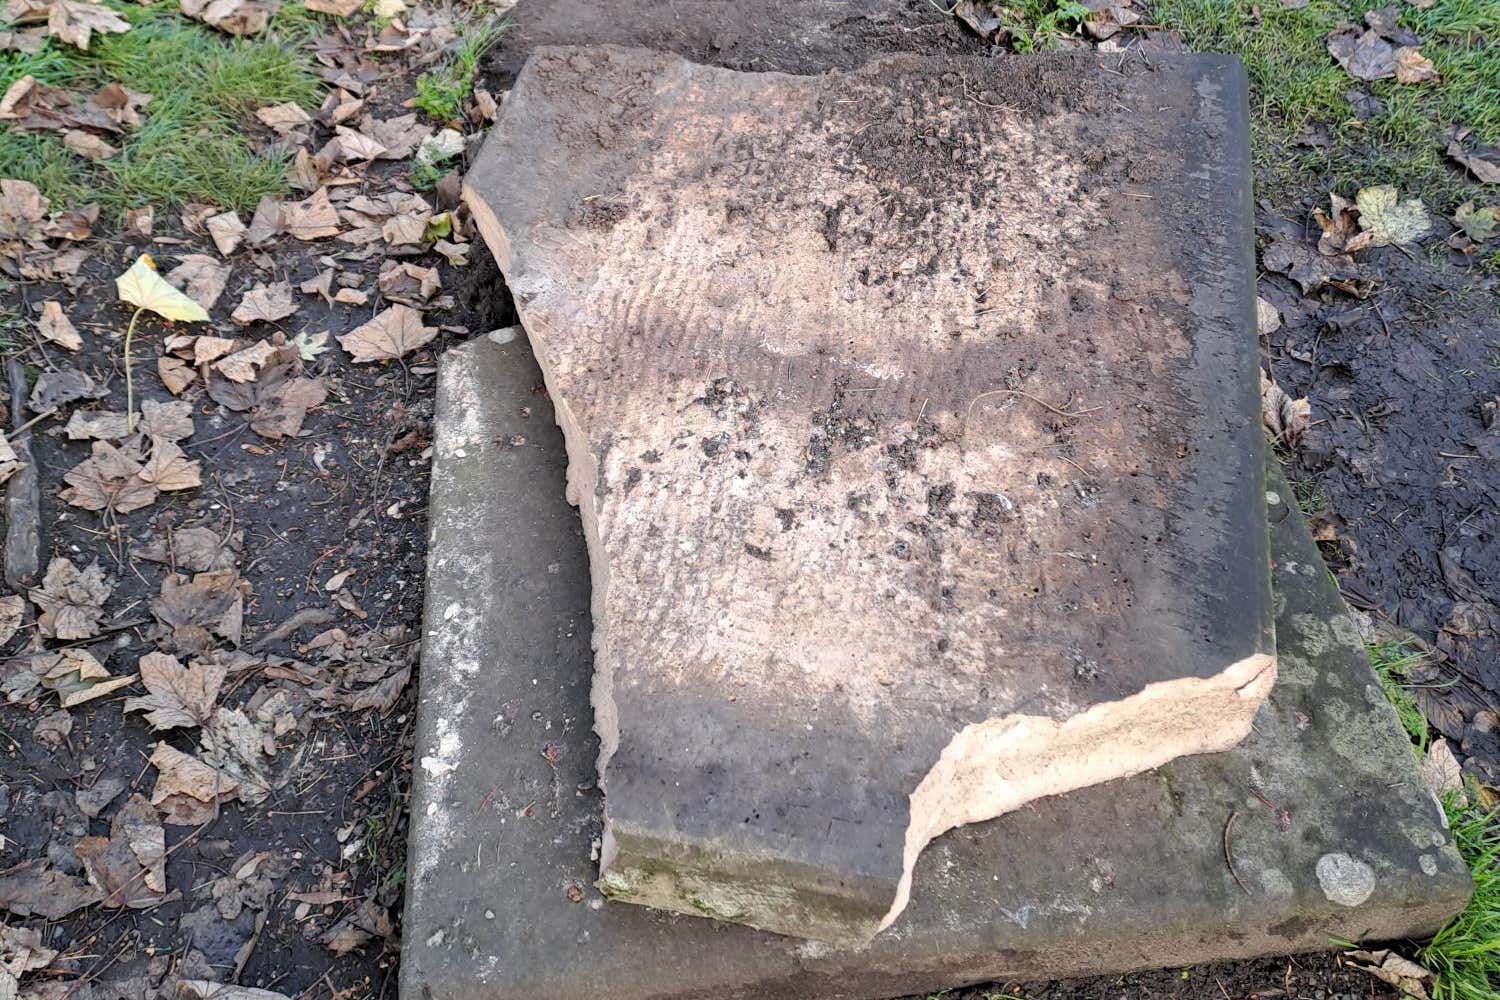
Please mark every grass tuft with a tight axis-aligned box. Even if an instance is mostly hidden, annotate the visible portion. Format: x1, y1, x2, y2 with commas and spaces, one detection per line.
1368, 640, 1430, 756
1421, 798, 1500, 1000
412, 14, 506, 123
1147, 0, 1500, 215
0, 0, 321, 212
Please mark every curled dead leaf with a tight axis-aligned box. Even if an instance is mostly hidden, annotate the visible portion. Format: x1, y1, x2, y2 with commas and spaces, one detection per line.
338, 304, 436, 363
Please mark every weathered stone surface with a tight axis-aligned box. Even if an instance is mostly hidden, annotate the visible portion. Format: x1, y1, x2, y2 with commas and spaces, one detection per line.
463, 48, 1274, 943
400, 333, 1468, 1000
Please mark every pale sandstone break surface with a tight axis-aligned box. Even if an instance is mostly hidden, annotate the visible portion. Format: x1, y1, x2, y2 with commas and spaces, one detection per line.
463, 47, 1274, 943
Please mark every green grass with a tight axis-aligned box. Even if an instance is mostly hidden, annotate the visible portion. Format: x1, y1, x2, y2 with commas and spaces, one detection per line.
0, 0, 321, 212
412, 14, 506, 123
1146, 0, 1500, 215
1421, 798, 1500, 1000
1369, 640, 1430, 756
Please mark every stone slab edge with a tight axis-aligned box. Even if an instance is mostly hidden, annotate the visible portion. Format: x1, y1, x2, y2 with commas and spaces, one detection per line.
400, 331, 1470, 1000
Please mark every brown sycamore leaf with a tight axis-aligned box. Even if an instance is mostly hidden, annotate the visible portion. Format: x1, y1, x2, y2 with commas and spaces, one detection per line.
36, 299, 81, 350
134, 524, 242, 572
338, 305, 435, 362
213, 339, 276, 382
1394, 46, 1437, 84
30, 557, 111, 639
152, 569, 246, 653
75, 793, 167, 908
149, 741, 239, 825
140, 397, 194, 441
166, 253, 231, 311
38, 647, 136, 707
282, 188, 339, 240
138, 437, 202, 491
231, 281, 296, 325
60, 440, 158, 513
1261, 370, 1311, 445
254, 100, 310, 134
304, 0, 359, 14
158, 356, 194, 395
61, 128, 116, 160
206, 210, 246, 255
64, 409, 130, 440
377, 261, 439, 305
0, 859, 103, 918
125, 651, 225, 729
0, 594, 24, 645
206, 345, 327, 439
2, 0, 131, 50
333, 126, 386, 161
179, 0, 272, 35
0, 436, 20, 488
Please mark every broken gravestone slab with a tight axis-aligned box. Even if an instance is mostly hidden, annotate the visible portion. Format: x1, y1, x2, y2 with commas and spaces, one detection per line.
464, 46, 1273, 945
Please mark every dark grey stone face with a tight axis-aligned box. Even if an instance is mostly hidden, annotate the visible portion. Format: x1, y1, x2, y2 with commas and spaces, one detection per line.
399, 330, 1467, 1000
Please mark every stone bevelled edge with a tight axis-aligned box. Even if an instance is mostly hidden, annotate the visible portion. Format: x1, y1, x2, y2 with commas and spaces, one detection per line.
400, 335, 1471, 1000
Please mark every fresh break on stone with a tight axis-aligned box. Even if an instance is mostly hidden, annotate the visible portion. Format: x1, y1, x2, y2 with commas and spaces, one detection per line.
460, 46, 1275, 946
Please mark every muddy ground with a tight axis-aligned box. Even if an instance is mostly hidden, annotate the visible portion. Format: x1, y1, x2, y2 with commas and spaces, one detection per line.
0, 1, 1493, 998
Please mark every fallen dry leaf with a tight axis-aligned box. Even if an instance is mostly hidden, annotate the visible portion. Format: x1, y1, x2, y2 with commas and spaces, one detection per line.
138, 437, 202, 491
1313, 192, 1371, 255
29, 365, 104, 411
140, 397, 195, 442
282, 187, 340, 240
158, 356, 194, 395
206, 345, 327, 439
334, 125, 386, 161
1260, 370, 1311, 446
206, 210, 246, 255
166, 253, 231, 311
1355, 184, 1430, 247
36, 299, 81, 350
1394, 46, 1437, 84
201, 706, 278, 804
153, 569, 246, 652
64, 409, 129, 440
304, 0, 358, 12
134, 524, 242, 572
1256, 297, 1281, 336
255, 100, 310, 134
0, 436, 20, 488
38, 647, 136, 707
1420, 737, 1466, 803
125, 651, 225, 729
30, 557, 111, 639
320, 897, 393, 955
61, 128, 116, 160
0, 859, 103, 918
1447, 132, 1500, 184
1348, 949, 1433, 1000
124, 204, 153, 237
339, 305, 436, 363
231, 281, 297, 325
193, 334, 236, 365
1327, 23, 1398, 81
214, 339, 277, 382
378, 261, 439, 305
149, 741, 238, 825
0, 921, 59, 982
179, 0, 271, 35
2, 0, 130, 50
0, 594, 24, 645
75, 793, 167, 908
61, 439, 158, 514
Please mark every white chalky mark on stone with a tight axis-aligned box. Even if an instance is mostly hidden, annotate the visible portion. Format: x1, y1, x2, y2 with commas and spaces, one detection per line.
1258, 867, 1294, 899
487, 326, 520, 344
1420, 854, 1438, 876
1265, 491, 1281, 505
1315, 852, 1376, 907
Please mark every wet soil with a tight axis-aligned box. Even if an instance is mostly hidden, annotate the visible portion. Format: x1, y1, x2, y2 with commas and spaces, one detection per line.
1, 201, 505, 998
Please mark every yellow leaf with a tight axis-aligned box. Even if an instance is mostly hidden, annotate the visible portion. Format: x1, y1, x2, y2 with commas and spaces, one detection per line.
115, 254, 210, 322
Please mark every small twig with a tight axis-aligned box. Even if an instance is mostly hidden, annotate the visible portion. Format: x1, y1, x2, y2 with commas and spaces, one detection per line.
967, 388, 1102, 420
1223, 810, 1250, 895
4, 406, 57, 440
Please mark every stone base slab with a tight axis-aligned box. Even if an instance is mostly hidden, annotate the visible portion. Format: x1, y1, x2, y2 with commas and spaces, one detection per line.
399, 332, 1469, 1000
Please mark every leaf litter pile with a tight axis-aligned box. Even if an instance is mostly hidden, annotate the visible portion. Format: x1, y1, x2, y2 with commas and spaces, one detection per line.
0, 0, 518, 996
